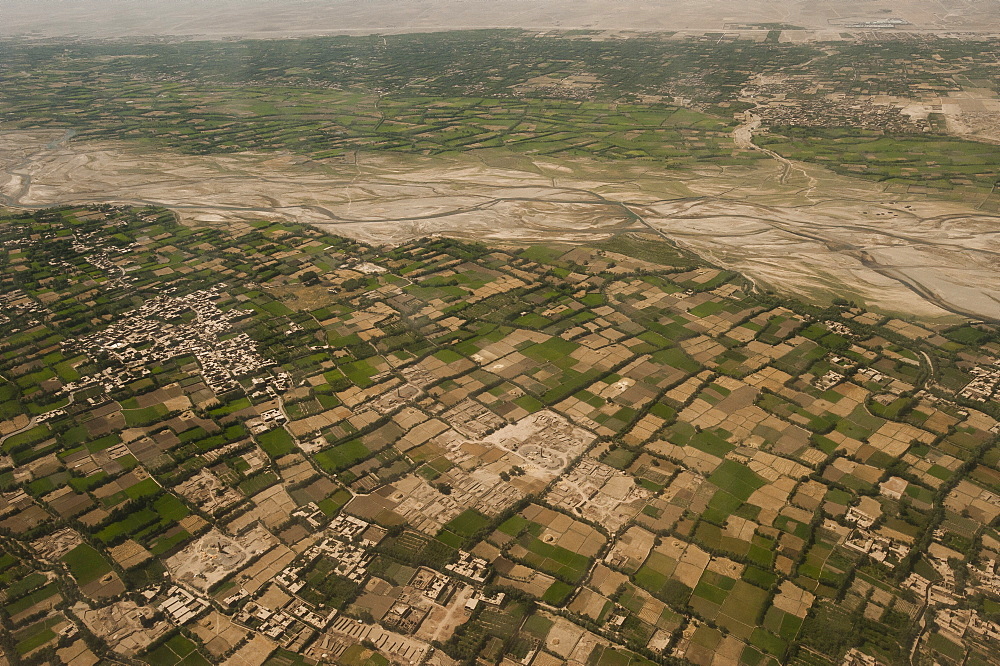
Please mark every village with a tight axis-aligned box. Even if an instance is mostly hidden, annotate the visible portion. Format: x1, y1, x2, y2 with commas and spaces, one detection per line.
1, 206, 1000, 666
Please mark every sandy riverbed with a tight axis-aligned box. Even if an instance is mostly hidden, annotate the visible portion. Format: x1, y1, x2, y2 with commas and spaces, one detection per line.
1, 130, 997, 322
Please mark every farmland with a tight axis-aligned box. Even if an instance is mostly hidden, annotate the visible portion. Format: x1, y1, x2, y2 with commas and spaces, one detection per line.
0, 204, 997, 663
3, 22, 1000, 666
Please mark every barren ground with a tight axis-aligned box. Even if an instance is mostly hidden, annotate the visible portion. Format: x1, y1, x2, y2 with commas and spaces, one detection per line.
1, 129, 997, 322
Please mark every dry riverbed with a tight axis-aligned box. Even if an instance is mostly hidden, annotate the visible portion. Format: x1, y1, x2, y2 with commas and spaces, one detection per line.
1, 130, 997, 322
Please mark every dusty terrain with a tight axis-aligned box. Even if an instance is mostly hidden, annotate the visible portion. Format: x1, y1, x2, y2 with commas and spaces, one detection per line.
5, 0, 1000, 39
2, 129, 998, 322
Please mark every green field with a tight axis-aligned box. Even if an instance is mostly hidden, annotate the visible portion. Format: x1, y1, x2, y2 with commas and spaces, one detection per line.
314, 439, 372, 473
258, 427, 296, 457
62, 544, 112, 585
238, 472, 279, 496
1, 177, 999, 666
517, 533, 593, 583
708, 460, 767, 501
143, 633, 211, 666
15, 616, 63, 655
438, 508, 492, 547
4, 580, 60, 617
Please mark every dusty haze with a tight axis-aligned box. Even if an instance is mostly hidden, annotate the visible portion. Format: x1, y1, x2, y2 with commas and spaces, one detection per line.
4, 0, 1000, 39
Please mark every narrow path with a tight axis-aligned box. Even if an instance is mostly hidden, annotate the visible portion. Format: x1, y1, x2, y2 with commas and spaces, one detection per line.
920, 350, 936, 385
909, 585, 933, 665
0, 415, 38, 448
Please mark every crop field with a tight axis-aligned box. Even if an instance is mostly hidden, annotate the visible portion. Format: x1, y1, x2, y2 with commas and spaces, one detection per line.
759, 129, 1000, 194
700, 579, 769, 639
257, 428, 296, 457
3, 581, 60, 617
95, 493, 190, 545
143, 634, 212, 666
5, 572, 46, 601
708, 460, 767, 499
126, 478, 162, 499
439, 508, 491, 545
238, 472, 279, 496
586, 645, 657, 666
444, 602, 527, 662
0, 195, 999, 666
298, 558, 361, 609
516, 534, 593, 583
6, 30, 1000, 204
62, 544, 112, 585
2, 80, 751, 166
313, 440, 372, 473
14, 616, 63, 656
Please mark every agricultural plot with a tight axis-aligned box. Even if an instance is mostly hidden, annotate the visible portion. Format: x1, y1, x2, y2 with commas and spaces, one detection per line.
142, 633, 212, 666
438, 509, 491, 547
0, 200, 999, 666
62, 544, 112, 586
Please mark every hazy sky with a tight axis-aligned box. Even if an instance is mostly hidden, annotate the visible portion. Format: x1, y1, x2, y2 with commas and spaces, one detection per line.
2, 0, 991, 39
